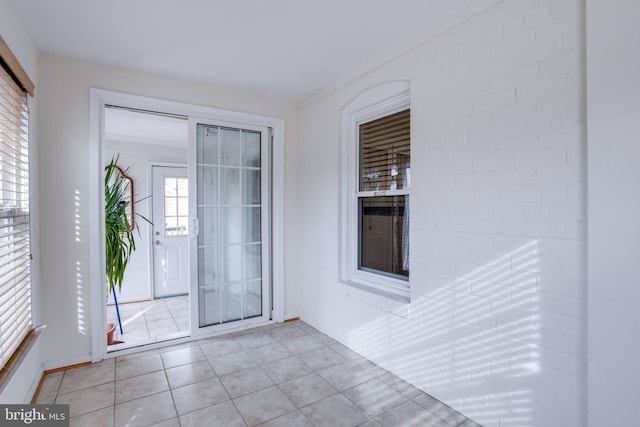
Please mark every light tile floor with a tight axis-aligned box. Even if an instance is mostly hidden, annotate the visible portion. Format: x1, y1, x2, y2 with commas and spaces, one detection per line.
107, 295, 190, 351
37, 321, 482, 427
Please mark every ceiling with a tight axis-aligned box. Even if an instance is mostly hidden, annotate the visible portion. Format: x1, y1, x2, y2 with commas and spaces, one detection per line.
11, 0, 478, 102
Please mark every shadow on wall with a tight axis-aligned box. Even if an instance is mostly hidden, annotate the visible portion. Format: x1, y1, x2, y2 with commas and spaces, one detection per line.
346, 241, 542, 426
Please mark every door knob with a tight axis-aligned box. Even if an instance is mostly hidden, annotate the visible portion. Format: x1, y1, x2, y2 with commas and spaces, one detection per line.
155, 240, 161, 245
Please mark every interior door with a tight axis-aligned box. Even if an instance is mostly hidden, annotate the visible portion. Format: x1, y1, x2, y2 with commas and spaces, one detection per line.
152, 166, 190, 298
189, 119, 270, 334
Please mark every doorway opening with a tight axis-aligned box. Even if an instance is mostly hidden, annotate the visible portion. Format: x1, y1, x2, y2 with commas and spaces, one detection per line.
104, 106, 190, 351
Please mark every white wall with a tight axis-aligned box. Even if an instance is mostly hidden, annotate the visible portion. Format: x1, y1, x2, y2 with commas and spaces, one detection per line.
0, 0, 42, 403
105, 140, 187, 304
587, 1, 640, 425
297, 0, 586, 426
37, 54, 298, 367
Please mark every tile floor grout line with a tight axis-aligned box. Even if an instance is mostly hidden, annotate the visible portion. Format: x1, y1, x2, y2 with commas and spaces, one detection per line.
214, 337, 251, 427
160, 352, 183, 427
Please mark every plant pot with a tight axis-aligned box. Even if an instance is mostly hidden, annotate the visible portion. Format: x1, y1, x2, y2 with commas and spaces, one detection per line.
107, 322, 116, 345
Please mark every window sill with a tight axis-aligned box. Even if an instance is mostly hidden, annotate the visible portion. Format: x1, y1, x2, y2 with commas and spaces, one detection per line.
337, 280, 412, 319
339, 278, 410, 303
0, 325, 46, 394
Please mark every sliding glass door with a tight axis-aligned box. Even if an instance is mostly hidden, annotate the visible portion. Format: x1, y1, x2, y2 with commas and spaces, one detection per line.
189, 119, 270, 334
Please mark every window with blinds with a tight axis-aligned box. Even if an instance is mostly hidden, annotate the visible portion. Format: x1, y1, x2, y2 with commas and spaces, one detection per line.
0, 40, 33, 375
357, 109, 410, 280
359, 109, 410, 192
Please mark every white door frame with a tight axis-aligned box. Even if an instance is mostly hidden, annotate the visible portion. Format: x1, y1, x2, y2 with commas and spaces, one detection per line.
89, 88, 286, 362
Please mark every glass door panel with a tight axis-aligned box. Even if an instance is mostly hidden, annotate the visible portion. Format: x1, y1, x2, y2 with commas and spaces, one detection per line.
193, 122, 269, 330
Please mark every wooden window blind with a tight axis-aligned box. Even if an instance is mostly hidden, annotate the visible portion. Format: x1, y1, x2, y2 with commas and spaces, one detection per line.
0, 36, 33, 375
359, 109, 410, 192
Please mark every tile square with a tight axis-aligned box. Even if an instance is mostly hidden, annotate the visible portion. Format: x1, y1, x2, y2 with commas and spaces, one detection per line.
293, 322, 318, 334
301, 393, 368, 427
115, 370, 169, 404
379, 372, 423, 398
376, 400, 451, 427
115, 390, 176, 427
116, 302, 144, 315
36, 395, 55, 404
355, 359, 389, 377
39, 373, 63, 399
56, 382, 114, 418
317, 360, 374, 391
69, 406, 114, 427
219, 366, 274, 398
161, 345, 205, 369
145, 310, 173, 321
179, 400, 245, 427
267, 325, 307, 341
199, 337, 243, 359
116, 353, 164, 380
148, 325, 180, 337
344, 378, 408, 417
235, 331, 278, 349
165, 360, 216, 389
171, 378, 229, 415
233, 386, 296, 426
280, 335, 324, 354
309, 332, 337, 346
261, 356, 313, 384
209, 351, 257, 376
59, 362, 115, 394
279, 373, 338, 408
412, 393, 467, 426
298, 346, 347, 371
246, 342, 292, 365
329, 342, 364, 361
146, 317, 177, 328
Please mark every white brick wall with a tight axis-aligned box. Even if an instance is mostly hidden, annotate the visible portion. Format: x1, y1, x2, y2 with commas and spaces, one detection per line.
296, 0, 586, 425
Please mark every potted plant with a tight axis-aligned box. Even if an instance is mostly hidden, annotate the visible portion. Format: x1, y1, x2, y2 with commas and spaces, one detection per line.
104, 156, 150, 344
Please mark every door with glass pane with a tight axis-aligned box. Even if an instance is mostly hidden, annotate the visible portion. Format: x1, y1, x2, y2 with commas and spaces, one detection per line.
189, 120, 270, 333
152, 166, 189, 298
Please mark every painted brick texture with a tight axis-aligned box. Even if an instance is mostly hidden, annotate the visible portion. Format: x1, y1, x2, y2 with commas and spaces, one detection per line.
296, 0, 585, 426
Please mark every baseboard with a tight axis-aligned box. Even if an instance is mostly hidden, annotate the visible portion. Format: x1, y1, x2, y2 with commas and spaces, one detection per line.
42, 353, 92, 372
29, 367, 45, 404
284, 313, 299, 322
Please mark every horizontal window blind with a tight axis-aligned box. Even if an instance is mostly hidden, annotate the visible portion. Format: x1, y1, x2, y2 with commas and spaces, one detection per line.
0, 62, 31, 372
359, 109, 410, 192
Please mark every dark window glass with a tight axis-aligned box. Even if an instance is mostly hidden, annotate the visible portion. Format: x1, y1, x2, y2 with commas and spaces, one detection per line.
358, 196, 409, 279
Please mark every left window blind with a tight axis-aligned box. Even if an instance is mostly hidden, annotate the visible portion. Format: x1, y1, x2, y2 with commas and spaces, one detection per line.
0, 39, 32, 375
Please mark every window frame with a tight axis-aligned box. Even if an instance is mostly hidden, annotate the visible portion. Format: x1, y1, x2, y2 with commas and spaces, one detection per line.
0, 35, 35, 380
341, 81, 411, 300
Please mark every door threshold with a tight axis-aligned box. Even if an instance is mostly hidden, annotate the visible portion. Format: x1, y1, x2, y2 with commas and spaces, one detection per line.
107, 330, 189, 353
105, 318, 276, 359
